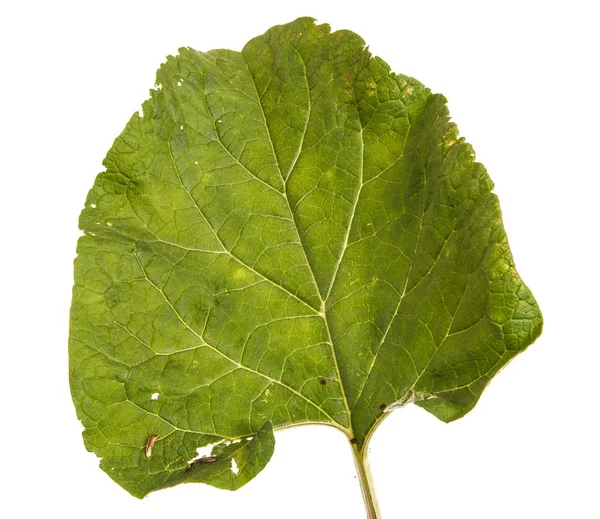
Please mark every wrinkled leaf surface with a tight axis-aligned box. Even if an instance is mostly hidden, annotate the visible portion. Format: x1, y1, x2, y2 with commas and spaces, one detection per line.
69, 17, 543, 497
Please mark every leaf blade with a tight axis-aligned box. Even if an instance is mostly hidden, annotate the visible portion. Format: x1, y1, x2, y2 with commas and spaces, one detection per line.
69, 17, 543, 499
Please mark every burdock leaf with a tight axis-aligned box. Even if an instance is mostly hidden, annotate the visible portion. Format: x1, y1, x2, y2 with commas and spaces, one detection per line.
69, 16, 542, 508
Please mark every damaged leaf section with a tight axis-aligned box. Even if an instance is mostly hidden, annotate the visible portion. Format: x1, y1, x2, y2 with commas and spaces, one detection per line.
104, 423, 275, 498
382, 390, 415, 413
160, 422, 275, 493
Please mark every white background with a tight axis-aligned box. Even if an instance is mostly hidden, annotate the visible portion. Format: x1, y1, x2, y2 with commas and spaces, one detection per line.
1, 1, 598, 517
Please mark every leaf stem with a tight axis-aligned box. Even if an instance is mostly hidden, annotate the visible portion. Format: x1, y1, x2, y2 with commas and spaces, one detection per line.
351, 441, 380, 519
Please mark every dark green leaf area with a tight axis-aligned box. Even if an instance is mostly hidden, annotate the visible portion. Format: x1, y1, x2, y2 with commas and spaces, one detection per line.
69, 17, 542, 497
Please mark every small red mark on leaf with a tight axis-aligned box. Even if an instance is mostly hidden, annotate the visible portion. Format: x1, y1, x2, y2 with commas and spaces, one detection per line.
187, 455, 219, 470
145, 434, 159, 458
350, 438, 357, 445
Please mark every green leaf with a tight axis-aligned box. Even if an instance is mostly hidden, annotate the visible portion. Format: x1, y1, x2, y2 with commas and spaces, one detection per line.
155, 421, 275, 495
69, 16, 542, 506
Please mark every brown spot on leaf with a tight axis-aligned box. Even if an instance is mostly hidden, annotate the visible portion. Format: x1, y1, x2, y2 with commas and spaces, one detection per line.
188, 455, 218, 469
145, 434, 159, 458
379, 403, 386, 411
350, 438, 357, 445
320, 379, 327, 386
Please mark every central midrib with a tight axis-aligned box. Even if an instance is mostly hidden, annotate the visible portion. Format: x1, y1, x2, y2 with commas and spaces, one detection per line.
241, 48, 356, 432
